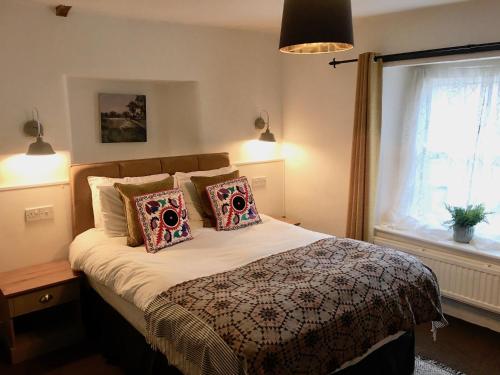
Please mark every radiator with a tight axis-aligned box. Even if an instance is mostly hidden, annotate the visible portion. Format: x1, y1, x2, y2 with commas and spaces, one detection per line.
374, 235, 500, 315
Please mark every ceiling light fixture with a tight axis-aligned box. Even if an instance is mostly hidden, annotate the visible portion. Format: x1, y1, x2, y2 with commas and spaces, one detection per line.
279, 0, 354, 54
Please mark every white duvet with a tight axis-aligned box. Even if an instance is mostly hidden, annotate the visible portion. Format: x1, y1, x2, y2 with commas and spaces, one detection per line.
69, 215, 330, 311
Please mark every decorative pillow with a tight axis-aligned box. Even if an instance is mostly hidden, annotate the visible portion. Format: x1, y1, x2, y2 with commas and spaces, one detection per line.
206, 177, 262, 231
191, 170, 240, 227
88, 173, 170, 228
174, 166, 238, 230
114, 177, 175, 247
98, 186, 128, 237
134, 189, 192, 253
175, 176, 205, 231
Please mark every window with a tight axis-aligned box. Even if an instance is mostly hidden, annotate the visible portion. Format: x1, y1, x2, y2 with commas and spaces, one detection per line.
378, 60, 500, 250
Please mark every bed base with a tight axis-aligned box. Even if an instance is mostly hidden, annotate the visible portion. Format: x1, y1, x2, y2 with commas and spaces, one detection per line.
83, 286, 415, 375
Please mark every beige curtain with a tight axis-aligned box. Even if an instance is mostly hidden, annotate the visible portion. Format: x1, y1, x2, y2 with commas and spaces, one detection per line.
346, 52, 383, 242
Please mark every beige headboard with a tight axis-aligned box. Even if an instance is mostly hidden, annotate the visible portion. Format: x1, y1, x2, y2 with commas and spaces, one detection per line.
70, 152, 230, 237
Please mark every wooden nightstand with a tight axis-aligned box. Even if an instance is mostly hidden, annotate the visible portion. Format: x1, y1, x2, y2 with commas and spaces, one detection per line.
272, 216, 301, 226
0, 260, 83, 363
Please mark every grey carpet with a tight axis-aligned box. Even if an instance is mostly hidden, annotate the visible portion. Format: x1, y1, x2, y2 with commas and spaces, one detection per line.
415, 356, 466, 375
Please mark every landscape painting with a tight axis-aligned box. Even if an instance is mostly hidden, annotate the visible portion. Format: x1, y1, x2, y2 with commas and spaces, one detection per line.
99, 93, 147, 143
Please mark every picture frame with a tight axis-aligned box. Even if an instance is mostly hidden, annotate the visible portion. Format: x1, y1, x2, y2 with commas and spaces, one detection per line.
99, 93, 147, 143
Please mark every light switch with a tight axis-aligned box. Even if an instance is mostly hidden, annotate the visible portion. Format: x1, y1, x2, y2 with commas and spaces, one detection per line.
252, 176, 267, 188
25, 206, 54, 222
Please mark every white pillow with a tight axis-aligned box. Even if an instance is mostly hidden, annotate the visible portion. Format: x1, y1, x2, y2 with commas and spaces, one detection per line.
99, 186, 128, 237
88, 173, 170, 228
174, 166, 237, 230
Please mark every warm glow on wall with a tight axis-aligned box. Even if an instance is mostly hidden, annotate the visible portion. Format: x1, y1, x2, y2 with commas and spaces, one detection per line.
282, 142, 306, 164
241, 140, 281, 162
0, 152, 69, 188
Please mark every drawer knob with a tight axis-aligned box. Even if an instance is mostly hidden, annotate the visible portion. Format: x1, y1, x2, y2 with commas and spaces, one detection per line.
39, 294, 53, 304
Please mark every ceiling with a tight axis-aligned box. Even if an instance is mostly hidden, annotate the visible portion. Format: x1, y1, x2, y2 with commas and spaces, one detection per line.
31, 0, 469, 31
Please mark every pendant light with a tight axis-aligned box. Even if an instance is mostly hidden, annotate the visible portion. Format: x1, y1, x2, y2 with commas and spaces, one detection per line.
279, 0, 354, 54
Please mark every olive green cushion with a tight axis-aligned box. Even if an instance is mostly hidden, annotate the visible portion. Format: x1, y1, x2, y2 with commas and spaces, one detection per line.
191, 171, 240, 226
114, 176, 175, 247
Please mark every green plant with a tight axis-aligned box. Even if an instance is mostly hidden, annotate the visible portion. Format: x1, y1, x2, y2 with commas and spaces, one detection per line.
444, 204, 491, 228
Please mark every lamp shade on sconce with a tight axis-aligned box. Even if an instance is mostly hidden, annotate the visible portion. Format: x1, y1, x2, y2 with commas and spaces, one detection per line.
26, 136, 55, 155
279, 0, 354, 54
259, 128, 276, 143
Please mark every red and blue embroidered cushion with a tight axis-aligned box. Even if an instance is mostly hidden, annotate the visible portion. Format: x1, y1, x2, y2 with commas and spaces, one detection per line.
206, 177, 262, 231
134, 189, 192, 253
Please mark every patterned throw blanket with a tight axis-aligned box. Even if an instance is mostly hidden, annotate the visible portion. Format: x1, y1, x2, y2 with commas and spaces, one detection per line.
145, 238, 446, 375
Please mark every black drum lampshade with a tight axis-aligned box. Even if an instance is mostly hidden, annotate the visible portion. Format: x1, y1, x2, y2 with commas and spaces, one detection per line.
279, 0, 354, 54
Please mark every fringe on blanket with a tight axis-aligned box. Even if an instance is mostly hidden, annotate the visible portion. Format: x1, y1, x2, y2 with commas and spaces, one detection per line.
145, 294, 245, 375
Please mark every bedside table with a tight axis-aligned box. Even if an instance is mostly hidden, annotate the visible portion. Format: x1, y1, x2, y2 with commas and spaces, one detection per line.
0, 260, 83, 363
271, 216, 301, 226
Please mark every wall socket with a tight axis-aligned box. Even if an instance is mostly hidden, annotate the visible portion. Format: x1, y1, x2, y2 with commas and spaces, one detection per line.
25, 206, 54, 222
252, 176, 267, 188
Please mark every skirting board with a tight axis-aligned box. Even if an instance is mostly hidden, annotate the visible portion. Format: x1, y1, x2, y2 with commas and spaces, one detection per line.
442, 297, 500, 333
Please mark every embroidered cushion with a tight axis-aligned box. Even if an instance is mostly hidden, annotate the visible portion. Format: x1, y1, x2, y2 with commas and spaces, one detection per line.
206, 177, 262, 231
190, 170, 240, 227
114, 177, 175, 247
134, 189, 193, 253
175, 166, 238, 230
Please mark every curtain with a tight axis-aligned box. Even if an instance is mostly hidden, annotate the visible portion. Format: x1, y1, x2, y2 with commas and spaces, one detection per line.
346, 52, 383, 242
380, 62, 500, 250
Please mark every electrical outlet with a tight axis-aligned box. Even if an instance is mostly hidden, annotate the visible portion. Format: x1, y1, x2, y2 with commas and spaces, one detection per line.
252, 176, 267, 188
25, 206, 54, 222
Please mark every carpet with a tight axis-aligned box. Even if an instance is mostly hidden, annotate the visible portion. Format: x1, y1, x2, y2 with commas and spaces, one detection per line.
415, 356, 466, 375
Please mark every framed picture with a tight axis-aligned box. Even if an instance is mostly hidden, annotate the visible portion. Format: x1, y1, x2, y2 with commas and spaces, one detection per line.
99, 93, 147, 143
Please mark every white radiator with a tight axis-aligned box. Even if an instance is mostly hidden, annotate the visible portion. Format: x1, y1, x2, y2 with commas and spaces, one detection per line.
374, 235, 500, 315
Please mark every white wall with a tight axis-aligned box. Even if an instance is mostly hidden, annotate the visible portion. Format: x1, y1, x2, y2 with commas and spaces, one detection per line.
67, 78, 205, 163
0, 0, 283, 272
0, 184, 72, 272
3, 0, 500, 271
282, 0, 500, 236
0, 0, 282, 171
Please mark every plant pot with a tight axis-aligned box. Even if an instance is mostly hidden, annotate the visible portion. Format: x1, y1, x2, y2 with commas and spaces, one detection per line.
453, 225, 475, 244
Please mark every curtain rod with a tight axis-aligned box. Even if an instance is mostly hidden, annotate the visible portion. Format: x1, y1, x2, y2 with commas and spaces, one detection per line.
329, 41, 500, 68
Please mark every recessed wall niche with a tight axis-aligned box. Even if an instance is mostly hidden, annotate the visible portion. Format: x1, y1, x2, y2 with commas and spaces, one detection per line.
66, 77, 202, 163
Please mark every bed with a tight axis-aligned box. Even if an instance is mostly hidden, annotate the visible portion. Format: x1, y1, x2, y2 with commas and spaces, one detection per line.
69, 153, 445, 375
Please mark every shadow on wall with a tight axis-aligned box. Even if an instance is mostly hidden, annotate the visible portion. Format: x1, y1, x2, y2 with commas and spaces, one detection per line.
66, 77, 203, 163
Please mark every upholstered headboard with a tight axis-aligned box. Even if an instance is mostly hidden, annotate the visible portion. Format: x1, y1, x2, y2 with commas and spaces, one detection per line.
70, 152, 230, 237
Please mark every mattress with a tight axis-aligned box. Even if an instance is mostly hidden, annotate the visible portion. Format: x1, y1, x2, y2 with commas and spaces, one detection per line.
89, 276, 147, 335
70, 214, 329, 310
89, 276, 404, 374
73, 216, 405, 373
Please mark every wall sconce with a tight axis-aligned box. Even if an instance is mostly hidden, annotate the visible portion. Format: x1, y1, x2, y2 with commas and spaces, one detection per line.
254, 111, 276, 142
24, 108, 55, 155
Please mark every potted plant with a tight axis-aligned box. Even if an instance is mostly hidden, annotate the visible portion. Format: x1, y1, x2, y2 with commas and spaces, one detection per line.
445, 204, 491, 244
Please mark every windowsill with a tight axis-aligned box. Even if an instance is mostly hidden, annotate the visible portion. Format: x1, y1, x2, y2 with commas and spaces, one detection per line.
374, 225, 500, 262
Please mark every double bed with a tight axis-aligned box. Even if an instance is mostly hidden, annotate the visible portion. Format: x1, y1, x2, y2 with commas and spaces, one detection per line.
69, 153, 445, 375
